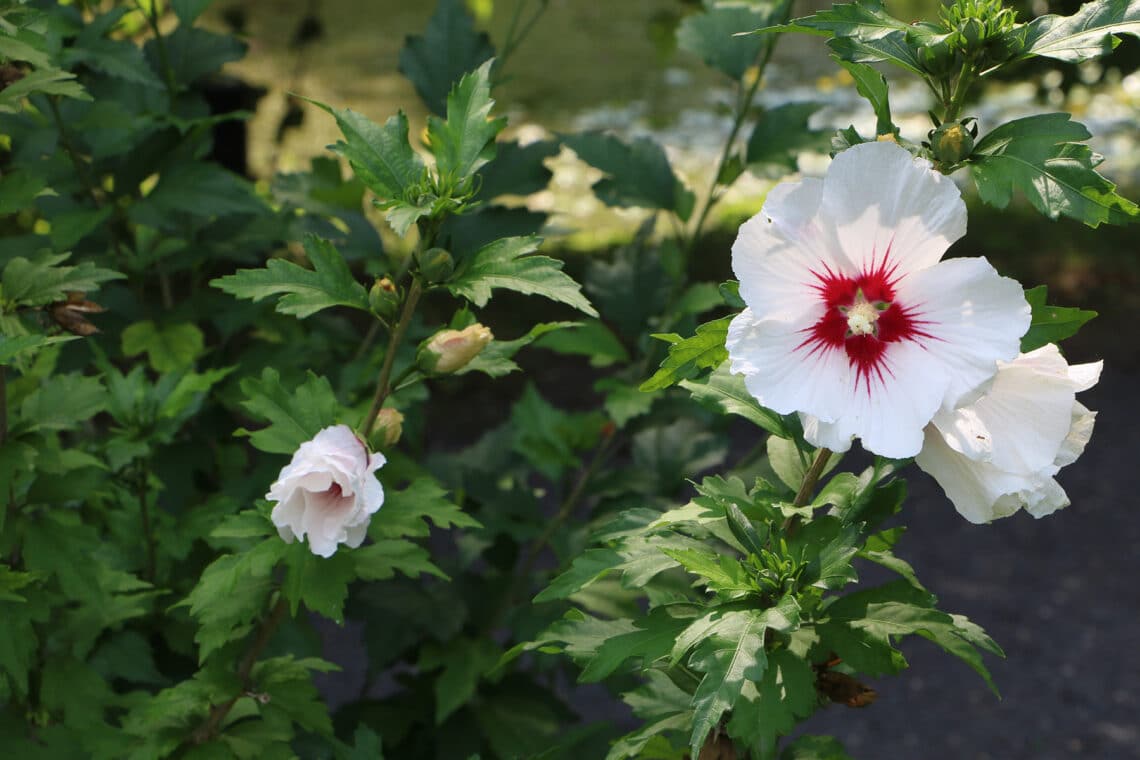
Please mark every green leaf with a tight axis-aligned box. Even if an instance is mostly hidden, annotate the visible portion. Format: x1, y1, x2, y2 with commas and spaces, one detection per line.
145, 26, 245, 87
534, 548, 624, 603
579, 607, 690, 682
121, 321, 205, 373
833, 58, 895, 137
1019, 0, 1140, 63
533, 320, 630, 368
563, 132, 695, 219
427, 59, 506, 182
1, 251, 122, 308
352, 538, 447, 581
398, 0, 495, 115
640, 316, 730, 392
661, 548, 755, 595
776, 0, 910, 40
0, 170, 47, 214
172, 0, 214, 24
726, 648, 818, 756
0, 334, 76, 366
420, 637, 501, 724
596, 378, 655, 428
780, 735, 856, 760
211, 235, 370, 318
282, 544, 355, 623
182, 539, 284, 661
511, 384, 604, 480
131, 161, 267, 224
370, 478, 480, 539
236, 368, 341, 455
0, 68, 90, 110
746, 102, 829, 169
681, 364, 791, 438
825, 31, 925, 75
677, 3, 773, 80
447, 235, 597, 315
344, 726, 385, 760
302, 98, 425, 201
688, 615, 767, 756
970, 113, 1139, 227
1020, 285, 1097, 352
476, 139, 559, 200
17, 373, 106, 434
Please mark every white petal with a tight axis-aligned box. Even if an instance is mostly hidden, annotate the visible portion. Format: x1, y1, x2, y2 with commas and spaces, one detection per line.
1067, 360, 1103, 392
726, 308, 851, 423
916, 425, 1038, 523
1023, 477, 1070, 518
799, 413, 855, 453
1055, 403, 1096, 468
821, 142, 966, 277
732, 178, 850, 322
894, 257, 1029, 409
808, 339, 948, 459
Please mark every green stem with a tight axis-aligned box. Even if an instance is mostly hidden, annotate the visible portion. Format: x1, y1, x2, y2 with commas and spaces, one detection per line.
192, 596, 289, 744
497, 0, 548, 73
781, 447, 833, 538
359, 277, 423, 439
136, 0, 178, 99
136, 466, 156, 583
942, 62, 976, 124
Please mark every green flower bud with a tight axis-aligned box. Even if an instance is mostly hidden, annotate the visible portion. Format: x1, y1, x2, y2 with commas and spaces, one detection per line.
370, 408, 405, 449
369, 277, 400, 320
416, 323, 493, 374
416, 247, 454, 283
929, 120, 976, 166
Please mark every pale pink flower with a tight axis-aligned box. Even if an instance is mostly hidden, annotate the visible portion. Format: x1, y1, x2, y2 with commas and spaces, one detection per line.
726, 141, 1030, 458
916, 344, 1101, 523
267, 425, 385, 557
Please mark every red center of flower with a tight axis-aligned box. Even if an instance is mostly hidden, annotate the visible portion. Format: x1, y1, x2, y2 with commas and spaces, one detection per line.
797, 253, 932, 391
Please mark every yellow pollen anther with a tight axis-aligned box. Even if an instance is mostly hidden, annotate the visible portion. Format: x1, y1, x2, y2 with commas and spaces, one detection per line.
846, 301, 880, 336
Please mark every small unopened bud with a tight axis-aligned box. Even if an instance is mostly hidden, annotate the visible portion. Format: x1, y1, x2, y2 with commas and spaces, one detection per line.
371, 408, 405, 449
417, 323, 493, 374
369, 277, 400, 320
929, 120, 976, 165
416, 247, 454, 283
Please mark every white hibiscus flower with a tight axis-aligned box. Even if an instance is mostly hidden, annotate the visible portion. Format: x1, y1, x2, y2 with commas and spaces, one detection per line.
267, 425, 386, 557
916, 344, 1101, 523
726, 141, 1031, 458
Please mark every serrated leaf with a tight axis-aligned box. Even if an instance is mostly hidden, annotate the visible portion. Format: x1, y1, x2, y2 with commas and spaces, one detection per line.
726, 648, 818, 756
476, 140, 558, 200
970, 113, 1139, 227
1020, 285, 1097, 351
398, 0, 495, 115
688, 616, 767, 756
833, 58, 894, 137
427, 59, 505, 181
211, 235, 370, 318
172, 0, 214, 24
825, 31, 925, 75
1, 251, 122, 307
640, 316, 730, 392
282, 544, 355, 622
0, 68, 90, 110
145, 26, 245, 87
352, 538, 447, 581
775, 0, 910, 40
370, 478, 480, 539
131, 161, 267, 224
533, 320, 630, 368
681, 364, 791, 437
534, 548, 624, 602
0, 334, 76, 366
580, 607, 690, 682
236, 368, 341, 454
661, 548, 754, 595
121, 320, 205, 373
563, 132, 695, 219
302, 98, 425, 201
16, 373, 106, 434
421, 637, 501, 724
447, 235, 596, 314
677, 3, 773, 80
1019, 0, 1140, 63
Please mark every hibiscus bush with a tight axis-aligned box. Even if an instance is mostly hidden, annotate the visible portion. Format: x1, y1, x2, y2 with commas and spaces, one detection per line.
0, 0, 1128, 757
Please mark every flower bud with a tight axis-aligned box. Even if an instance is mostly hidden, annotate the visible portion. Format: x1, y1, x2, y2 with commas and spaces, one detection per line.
416, 323, 493, 374
928, 120, 976, 165
371, 408, 405, 449
369, 277, 400, 320
416, 247, 454, 283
